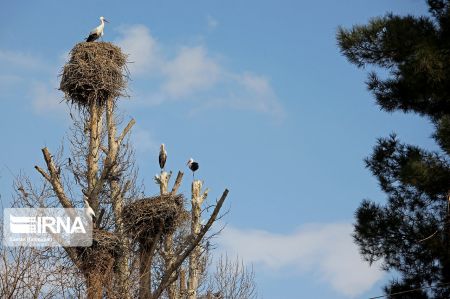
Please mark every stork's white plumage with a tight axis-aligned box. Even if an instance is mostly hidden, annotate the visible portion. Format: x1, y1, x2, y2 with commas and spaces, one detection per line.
86, 16, 109, 42
83, 196, 96, 226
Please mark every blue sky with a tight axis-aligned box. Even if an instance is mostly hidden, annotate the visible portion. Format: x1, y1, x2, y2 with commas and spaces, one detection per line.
0, 1, 436, 298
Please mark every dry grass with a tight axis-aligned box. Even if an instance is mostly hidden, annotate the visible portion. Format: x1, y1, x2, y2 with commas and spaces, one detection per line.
60, 42, 128, 108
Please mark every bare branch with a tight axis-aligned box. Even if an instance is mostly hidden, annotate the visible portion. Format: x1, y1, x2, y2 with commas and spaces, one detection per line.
170, 171, 184, 196
121, 180, 131, 199
100, 145, 108, 155
96, 208, 105, 228
208, 254, 257, 299
36, 148, 73, 209
117, 119, 136, 146
34, 166, 51, 182
151, 189, 229, 299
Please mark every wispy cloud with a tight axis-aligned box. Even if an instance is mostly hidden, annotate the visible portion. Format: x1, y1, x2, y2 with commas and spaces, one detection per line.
190, 72, 285, 120
116, 25, 161, 76
235, 72, 284, 118
162, 46, 220, 98
114, 25, 284, 120
1, 24, 285, 120
218, 223, 384, 297
0, 47, 70, 117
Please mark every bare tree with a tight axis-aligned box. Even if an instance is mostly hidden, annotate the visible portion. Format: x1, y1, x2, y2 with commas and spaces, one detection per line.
1, 41, 230, 299
0, 211, 85, 299
206, 255, 257, 299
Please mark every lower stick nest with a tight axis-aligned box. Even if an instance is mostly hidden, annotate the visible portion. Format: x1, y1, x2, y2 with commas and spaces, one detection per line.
122, 194, 187, 245
60, 42, 128, 107
76, 229, 122, 273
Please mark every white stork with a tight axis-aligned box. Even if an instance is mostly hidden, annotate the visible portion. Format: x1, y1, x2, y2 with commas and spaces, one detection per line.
86, 16, 109, 42
187, 158, 199, 178
159, 143, 167, 171
83, 196, 96, 227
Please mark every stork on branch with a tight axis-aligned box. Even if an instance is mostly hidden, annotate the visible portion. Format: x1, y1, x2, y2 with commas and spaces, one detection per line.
187, 158, 199, 179
159, 143, 167, 172
83, 196, 96, 227
86, 16, 109, 42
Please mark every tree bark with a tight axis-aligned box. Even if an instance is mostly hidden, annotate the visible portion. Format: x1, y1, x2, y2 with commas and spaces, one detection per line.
151, 189, 228, 299
139, 243, 153, 299
86, 273, 102, 299
180, 268, 187, 298
155, 171, 178, 298
105, 98, 130, 298
87, 100, 102, 212
188, 180, 208, 299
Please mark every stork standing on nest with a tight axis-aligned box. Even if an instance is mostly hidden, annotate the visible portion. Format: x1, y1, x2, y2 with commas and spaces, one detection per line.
83, 196, 96, 227
86, 16, 109, 42
187, 158, 199, 179
159, 143, 167, 172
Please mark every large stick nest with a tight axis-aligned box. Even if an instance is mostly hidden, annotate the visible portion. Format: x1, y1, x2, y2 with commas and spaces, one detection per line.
76, 229, 122, 273
122, 194, 187, 245
60, 42, 128, 107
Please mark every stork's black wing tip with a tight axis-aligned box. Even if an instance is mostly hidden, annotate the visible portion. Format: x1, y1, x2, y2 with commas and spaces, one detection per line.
85, 34, 97, 42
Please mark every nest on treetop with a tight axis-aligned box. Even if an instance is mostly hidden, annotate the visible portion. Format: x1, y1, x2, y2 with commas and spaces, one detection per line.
60, 42, 128, 108
76, 229, 122, 273
122, 194, 187, 246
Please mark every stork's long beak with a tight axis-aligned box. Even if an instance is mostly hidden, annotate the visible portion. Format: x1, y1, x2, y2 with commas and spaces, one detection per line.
104, 19, 109, 23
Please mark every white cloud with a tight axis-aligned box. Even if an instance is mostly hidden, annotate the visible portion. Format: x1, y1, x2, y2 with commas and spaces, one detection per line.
236, 72, 285, 119
114, 24, 284, 120
188, 72, 285, 121
116, 25, 161, 76
218, 223, 384, 297
162, 46, 221, 97
1, 25, 284, 120
0, 47, 71, 116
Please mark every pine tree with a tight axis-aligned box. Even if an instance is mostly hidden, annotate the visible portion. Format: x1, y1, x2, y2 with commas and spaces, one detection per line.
337, 1, 450, 298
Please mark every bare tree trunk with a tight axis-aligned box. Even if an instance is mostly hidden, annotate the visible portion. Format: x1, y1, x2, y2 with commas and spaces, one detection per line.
164, 237, 177, 299
106, 98, 130, 298
149, 189, 228, 299
163, 172, 178, 299
180, 268, 187, 298
157, 171, 171, 195
87, 100, 102, 212
86, 273, 102, 299
155, 171, 178, 298
188, 180, 208, 299
139, 243, 152, 299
